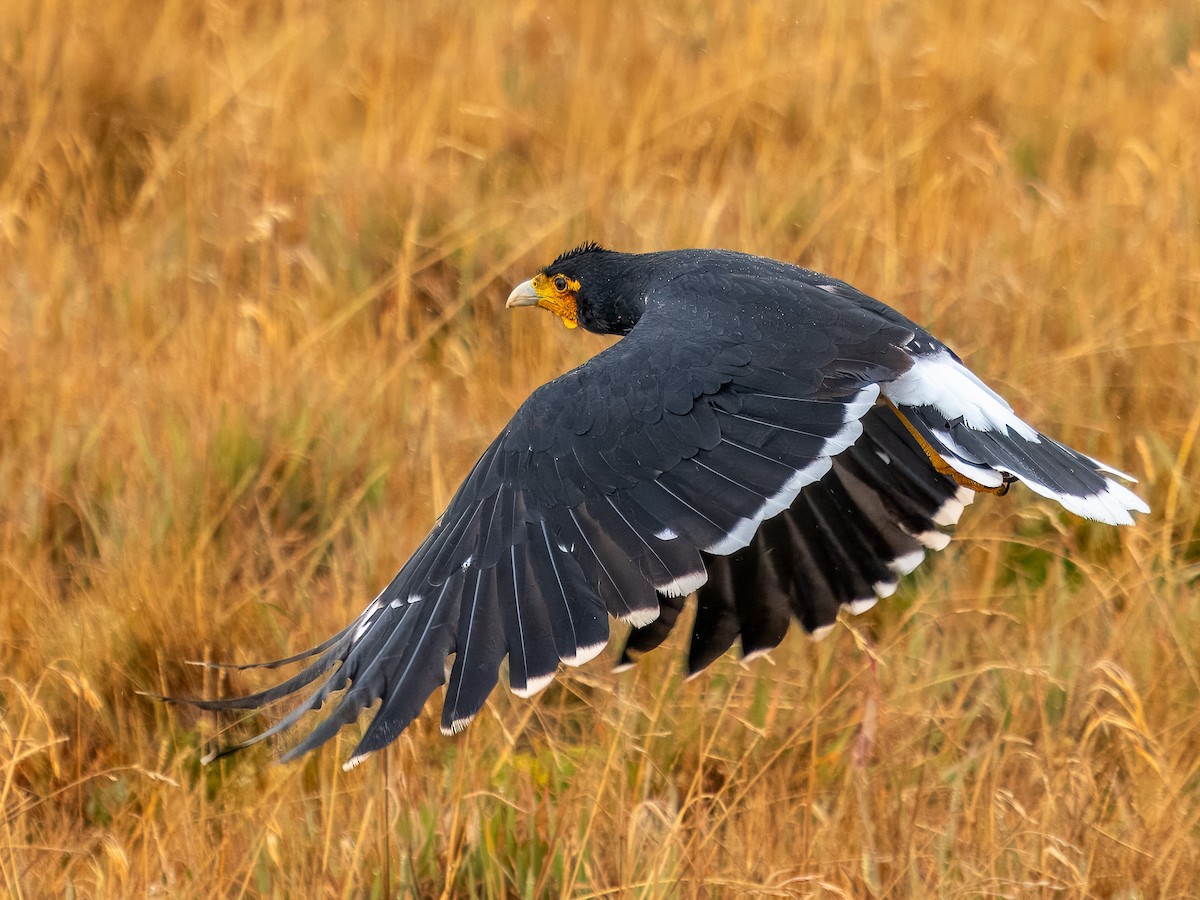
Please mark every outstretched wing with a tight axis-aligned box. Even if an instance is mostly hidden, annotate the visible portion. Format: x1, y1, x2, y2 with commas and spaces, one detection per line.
190, 269, 920, 766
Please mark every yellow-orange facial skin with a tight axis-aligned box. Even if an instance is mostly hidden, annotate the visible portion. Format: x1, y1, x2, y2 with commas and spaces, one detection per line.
506, 273, 582, 328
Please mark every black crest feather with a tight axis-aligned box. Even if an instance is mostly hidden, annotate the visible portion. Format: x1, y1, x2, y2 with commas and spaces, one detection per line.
550, 241, 607, 269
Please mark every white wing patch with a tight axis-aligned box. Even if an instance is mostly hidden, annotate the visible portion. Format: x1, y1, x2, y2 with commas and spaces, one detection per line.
1019, 471, 1149, 526
933, 486, 975, 527
884, 351, 1040, 441
511, 670, 555, 699
561, 640, 607, 668
657, 570, 708, 599
621, 607, 661, 628
701, 384, 881, 556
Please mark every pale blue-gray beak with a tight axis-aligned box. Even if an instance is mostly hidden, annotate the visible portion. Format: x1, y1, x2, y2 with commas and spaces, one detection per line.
505, 279, 540, 308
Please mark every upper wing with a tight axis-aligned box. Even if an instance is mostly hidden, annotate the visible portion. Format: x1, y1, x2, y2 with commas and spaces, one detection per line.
190, 270, 921, 766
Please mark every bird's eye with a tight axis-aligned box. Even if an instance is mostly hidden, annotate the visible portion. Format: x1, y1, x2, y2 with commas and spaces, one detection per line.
553, 276, 568, 292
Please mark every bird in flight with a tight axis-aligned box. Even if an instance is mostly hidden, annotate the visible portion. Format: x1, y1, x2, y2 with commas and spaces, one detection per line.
188, 244, 1149, 769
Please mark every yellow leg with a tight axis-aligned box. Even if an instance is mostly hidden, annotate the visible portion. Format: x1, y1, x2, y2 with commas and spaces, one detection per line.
884, 401, 1011, 496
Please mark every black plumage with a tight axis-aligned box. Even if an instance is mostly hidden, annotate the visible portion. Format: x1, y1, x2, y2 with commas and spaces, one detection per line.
183, 245, 1149, 767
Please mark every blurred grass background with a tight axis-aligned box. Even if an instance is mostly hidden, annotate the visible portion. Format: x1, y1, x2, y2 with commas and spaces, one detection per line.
2, 0, 1198, 896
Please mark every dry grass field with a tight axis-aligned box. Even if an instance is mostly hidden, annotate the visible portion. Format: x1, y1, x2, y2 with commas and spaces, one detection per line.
2, 0, 1199, 896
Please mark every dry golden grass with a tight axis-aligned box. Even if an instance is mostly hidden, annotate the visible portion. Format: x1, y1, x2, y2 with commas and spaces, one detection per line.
2, 0, 1198, 896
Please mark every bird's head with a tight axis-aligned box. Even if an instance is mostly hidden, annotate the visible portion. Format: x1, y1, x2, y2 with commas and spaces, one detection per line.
506, 242, 646, 336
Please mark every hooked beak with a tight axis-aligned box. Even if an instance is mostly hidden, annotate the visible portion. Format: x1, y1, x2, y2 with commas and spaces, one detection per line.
505, 279, 540, 309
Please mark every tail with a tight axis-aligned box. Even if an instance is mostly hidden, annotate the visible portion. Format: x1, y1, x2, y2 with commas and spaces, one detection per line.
883, 349, 1149, 526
